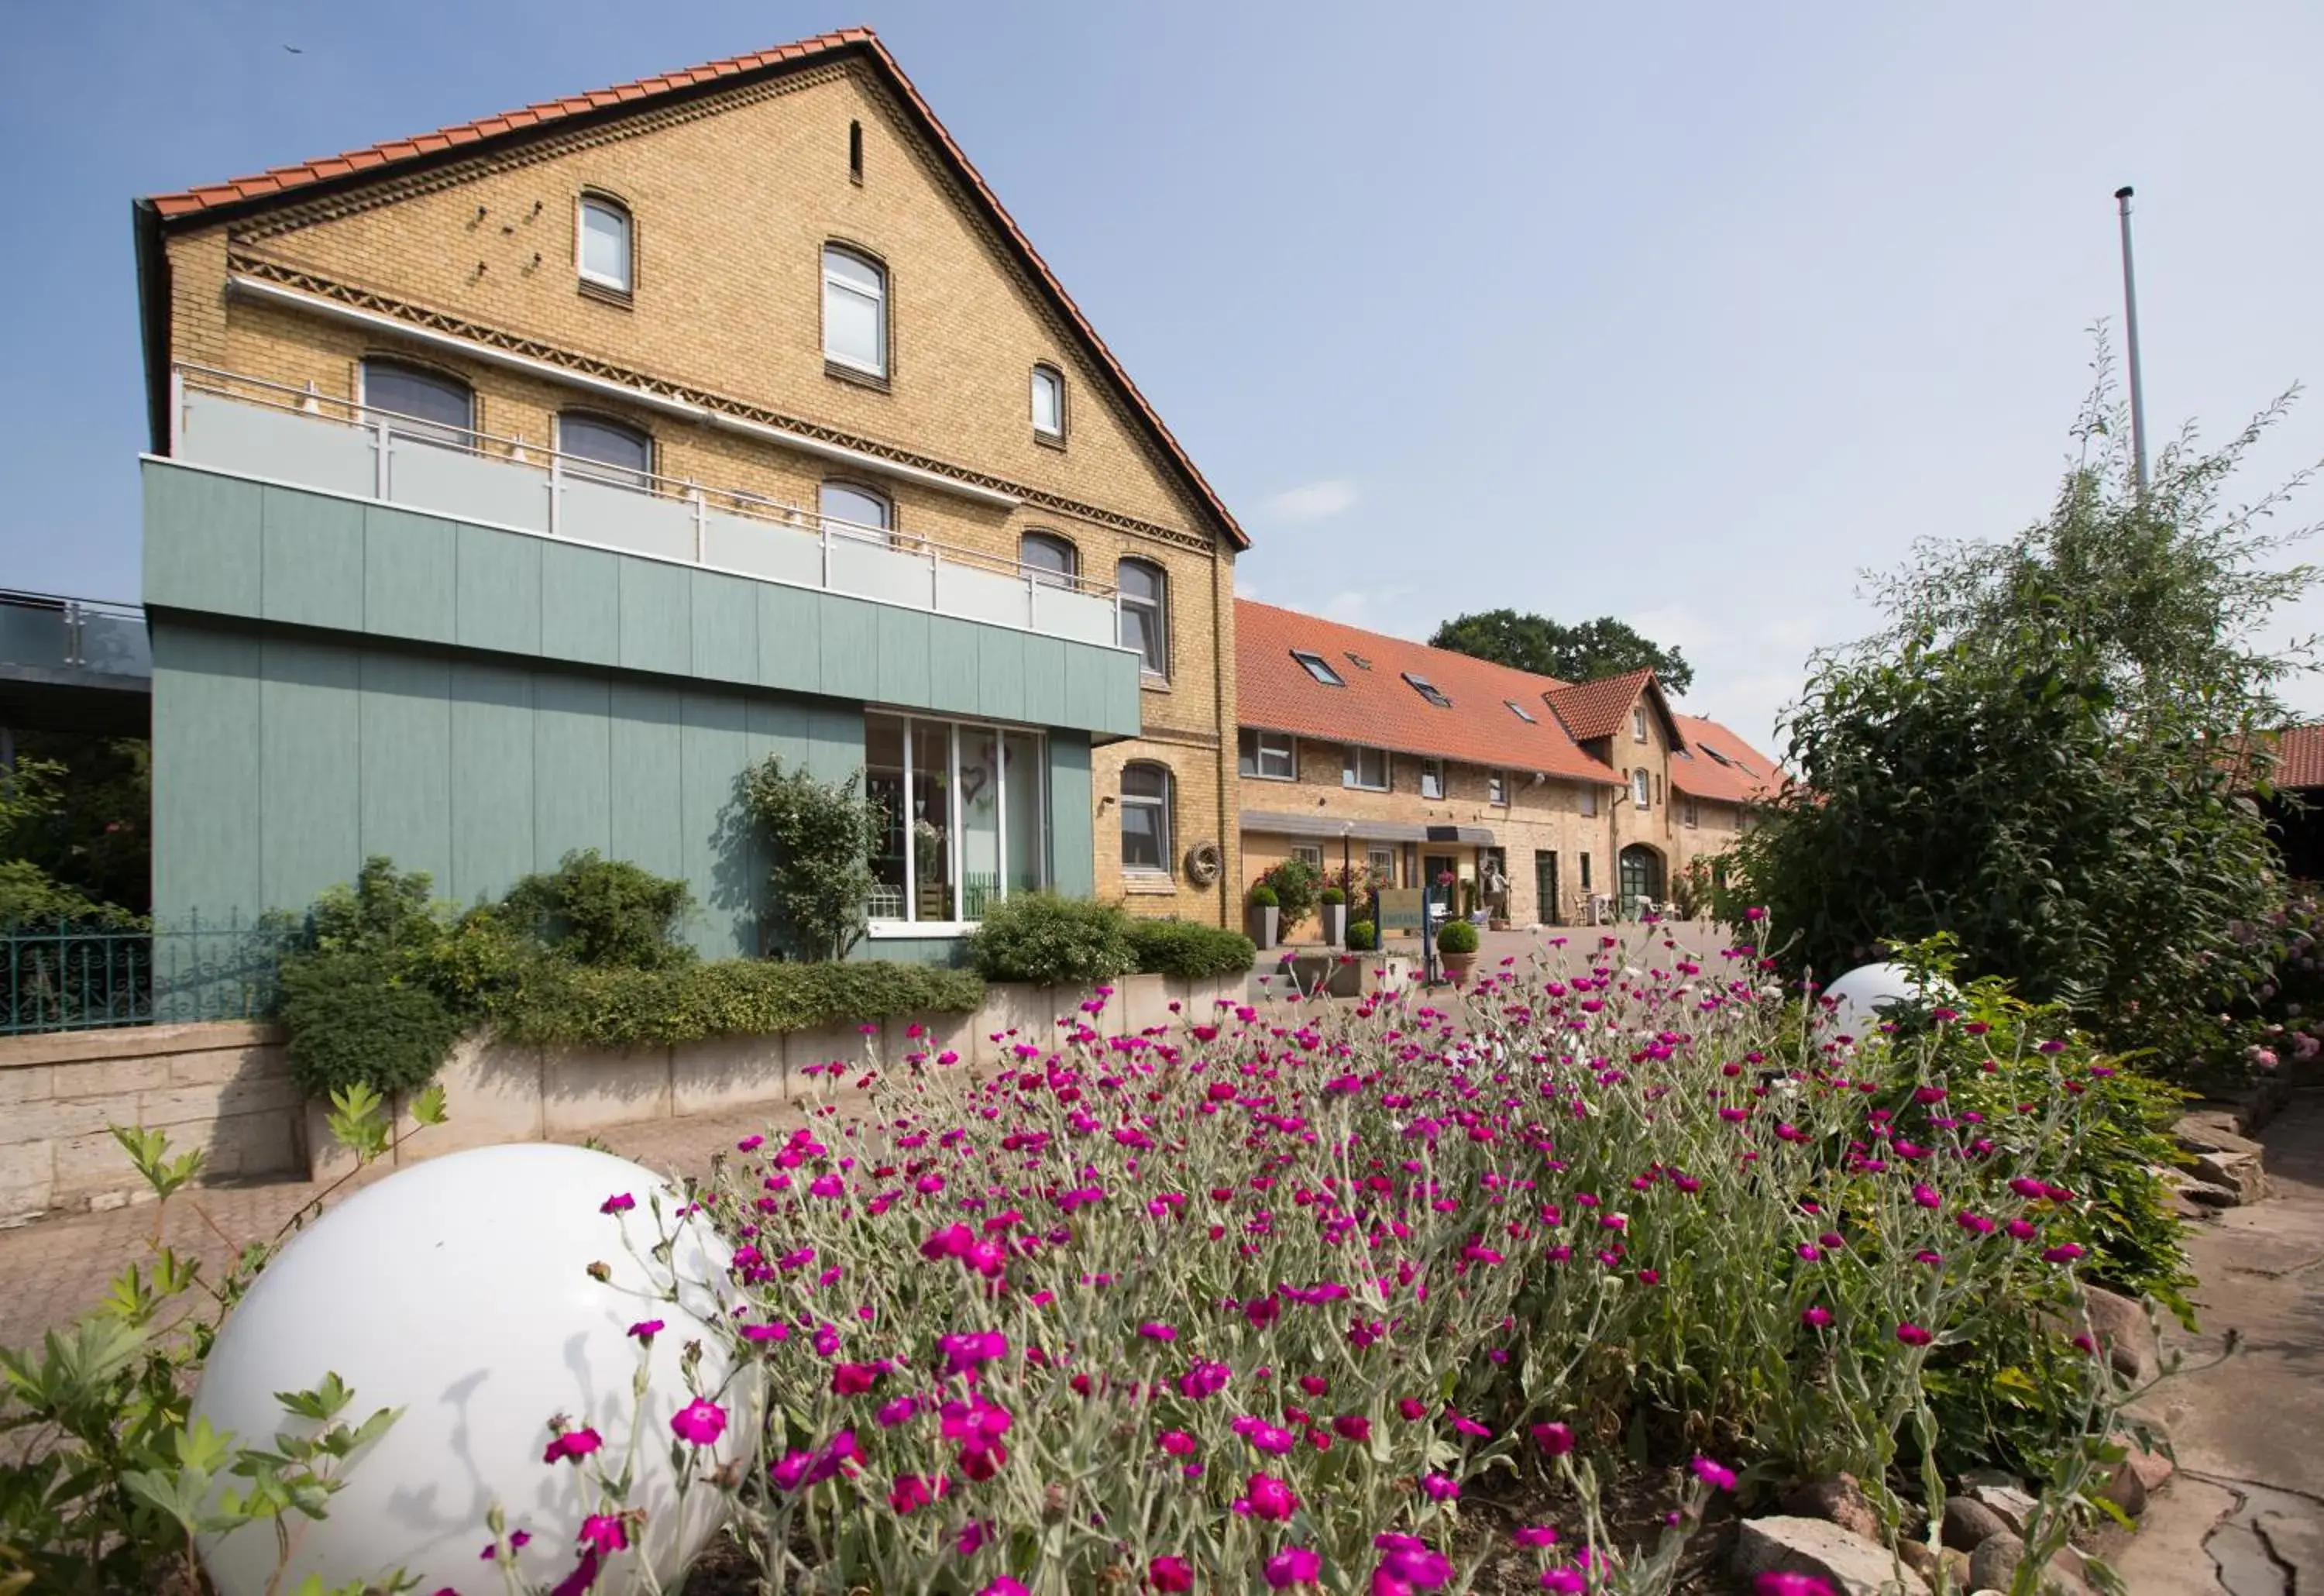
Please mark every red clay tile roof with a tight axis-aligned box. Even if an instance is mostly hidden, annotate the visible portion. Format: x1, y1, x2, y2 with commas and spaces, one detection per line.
1542, 669, 1659, 744
139, 28, 1247, 550
1669, 711, 1783, 804
2267, 723, 2324, 789
1236, 600, 1618, 786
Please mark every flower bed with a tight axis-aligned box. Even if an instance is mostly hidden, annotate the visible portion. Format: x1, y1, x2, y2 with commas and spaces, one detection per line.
572, 929, 2180, 1594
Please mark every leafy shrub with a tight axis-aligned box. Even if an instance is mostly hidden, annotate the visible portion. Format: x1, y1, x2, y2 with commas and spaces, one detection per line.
738, 758, 885, 960
1246, 884, 1278, 910
277, 948, 466, 1099
1435, 917, 1480, 954
497, 848, 694, 968
1256, 856, 1322, 925
488, 958, 982, 1048
1346, 918, 1377, 951
964, 893, 1136, 985
1124, 918, 1256, 980
1319, 885, 1346, 906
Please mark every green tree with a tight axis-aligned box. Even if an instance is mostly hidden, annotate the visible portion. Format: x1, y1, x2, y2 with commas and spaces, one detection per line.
1734, 345, 2318, 1061
739, 758, 886, 961
0, 734, 150, 917
1428, 611, 1694, 695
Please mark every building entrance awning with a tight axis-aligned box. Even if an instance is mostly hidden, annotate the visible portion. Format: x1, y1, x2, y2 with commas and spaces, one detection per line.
1425, 824, 1497, 846
1240, 810, 1427, 844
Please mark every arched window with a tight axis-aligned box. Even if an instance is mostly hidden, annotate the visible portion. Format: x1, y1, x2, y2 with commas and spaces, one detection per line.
557, 412, 651, 490
1030, 364, 1066, 440
1019, 531, 1079, 589
822, 244, 887, 377
1117, 559, 1167, 677
819, 480, 892, 545
360, 357, 473, 449
578, 194, 633, 294
1121, 763, 1173, 876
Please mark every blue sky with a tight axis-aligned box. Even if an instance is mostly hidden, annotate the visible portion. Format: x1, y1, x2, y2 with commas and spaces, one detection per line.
6, 2, 2324, 753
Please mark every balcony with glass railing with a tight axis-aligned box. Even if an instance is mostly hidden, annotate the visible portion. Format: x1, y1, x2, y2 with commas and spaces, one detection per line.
163, 365, 1125, 650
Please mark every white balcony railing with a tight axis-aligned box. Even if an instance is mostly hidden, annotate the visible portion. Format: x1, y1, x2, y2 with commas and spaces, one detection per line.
165, 366, 1125, 650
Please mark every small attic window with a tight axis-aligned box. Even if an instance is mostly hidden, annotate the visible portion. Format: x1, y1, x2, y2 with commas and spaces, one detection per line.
1504, 700, 1537, 723
1345, 652, 1373, 671
1403, 672, 1452, 708
849, 120, 864, 183
1292, 649, 1346, 686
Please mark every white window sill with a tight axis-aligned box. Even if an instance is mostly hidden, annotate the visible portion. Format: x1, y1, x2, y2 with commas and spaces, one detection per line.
1122, 875, 1178, 895
866, 920, 975, 938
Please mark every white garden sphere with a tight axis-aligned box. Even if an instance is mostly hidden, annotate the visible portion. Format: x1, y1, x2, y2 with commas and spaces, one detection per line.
191, 1143, 749, 1596
1822, 961, 1957, 1042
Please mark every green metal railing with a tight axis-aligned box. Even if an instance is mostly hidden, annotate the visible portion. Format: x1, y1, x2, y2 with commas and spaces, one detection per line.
0, 913, 293, 1036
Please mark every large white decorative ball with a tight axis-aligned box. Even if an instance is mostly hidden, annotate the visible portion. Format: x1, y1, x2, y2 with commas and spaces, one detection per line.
191, 1143, 748, 1596
1823, 961, 1957, 1042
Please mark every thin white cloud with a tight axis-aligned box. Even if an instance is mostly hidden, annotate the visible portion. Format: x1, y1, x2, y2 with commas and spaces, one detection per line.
1631, 603, 1722, 652
1234, 573, 1263, 600
1263, 479, 1359, 522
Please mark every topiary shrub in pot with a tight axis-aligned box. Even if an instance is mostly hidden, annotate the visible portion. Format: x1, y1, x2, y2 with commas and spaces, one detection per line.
1246, 884, 1281, 951
1318, 885, 1349, 948
1346, 919, 1377, 953
1434, 914, 1480, 983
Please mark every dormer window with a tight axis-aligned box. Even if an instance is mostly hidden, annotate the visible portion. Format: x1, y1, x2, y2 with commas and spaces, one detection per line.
1404, 672, 1452, 708
1292, 649, 1345, 686
578, 195, 633, 296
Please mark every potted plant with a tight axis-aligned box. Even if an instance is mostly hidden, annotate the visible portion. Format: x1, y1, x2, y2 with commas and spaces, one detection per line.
1346, 918, 1377, 953
1247, 884, 1281, 951
1435, 915, 1480, 984
1318, 885, 1348, 948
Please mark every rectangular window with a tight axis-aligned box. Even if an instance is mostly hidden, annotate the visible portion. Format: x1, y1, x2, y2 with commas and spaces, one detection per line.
1342, 745, 1389, 791
1239, 728, 1297, 781
1291, 843, 1324, 869
1292, 649, 1346, 686
865, 713, 1046, 927
1632, 769, 1651, 810
1420, 758, 1446, 800
1367, 844, 1396, 882
1505, 700, 1536, 722
1488, 769, 1508, 806
1632, 706, 1648, 743
1683, 795, 1700, 827
1580, 853, 1593, 890
579, 198, 632, 293
823, 246, 888, 376
1404, 672, 1452, 708
1580, 786, 1598, 817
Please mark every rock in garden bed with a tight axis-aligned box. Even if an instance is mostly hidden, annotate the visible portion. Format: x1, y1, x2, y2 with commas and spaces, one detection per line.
1733, 1515, 1930, 1596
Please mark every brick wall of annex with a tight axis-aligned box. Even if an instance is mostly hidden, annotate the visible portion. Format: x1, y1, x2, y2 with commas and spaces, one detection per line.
158, 55, 1239, 927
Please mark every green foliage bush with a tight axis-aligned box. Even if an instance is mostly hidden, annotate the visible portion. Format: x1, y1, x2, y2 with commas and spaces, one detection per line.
1346, 918, 1377, 951
487, 958, 983, 1049
1256, 856, 1322, 925
964, 893, 1136, 985
277, 948, 466, 1099
1246, 884, 1278, 910
1319, 885, 1346, 906
739, 758, 885, 961
1122, 918, 1256, 981
496, 848, 694, 968
1434, 917, 1480, 954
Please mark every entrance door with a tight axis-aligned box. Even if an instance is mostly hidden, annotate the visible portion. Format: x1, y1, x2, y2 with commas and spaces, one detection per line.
1618, 844, 1665, 916
1535, 851, 1559, 925
1423, 853, 1456, 917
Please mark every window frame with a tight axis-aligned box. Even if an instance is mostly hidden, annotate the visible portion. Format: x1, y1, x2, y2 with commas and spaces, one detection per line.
1632, 769, 1651, 810
1488, 769, 1508, 806
1291, 648, 1346, 686
1238, 728, 1298, 782
1632, 706, 1648, 743
576, 193, 634, 298
555, 410, 654, 490
1419, 758, 1446, 801
1404, 672, 1453, 709
358, 356, 476, 450
1030, 363, 1067, 442
1291, 843, 1324, 871
1366, 844, 1397, 883
1019, 531, 1081, 589
1119, 761, 1174, 878
1580, 786, 1599, 817
820, 242, 889, 380
1504, 700, 1537, 723
1342, 744, 1390, 792
1682, 794, 1700, 828
862, 713, 1050, 934
818, 480, 894, 546
1117, 559, 1170, 679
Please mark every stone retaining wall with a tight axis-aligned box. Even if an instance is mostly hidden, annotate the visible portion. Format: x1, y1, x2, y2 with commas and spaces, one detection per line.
0, 970, 1294, 1217
0, 1021, 304, 1224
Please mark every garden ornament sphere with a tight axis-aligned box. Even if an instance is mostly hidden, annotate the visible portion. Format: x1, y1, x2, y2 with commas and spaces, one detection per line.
191, 1143, 748, 1596
1822, 961, 1957, 1043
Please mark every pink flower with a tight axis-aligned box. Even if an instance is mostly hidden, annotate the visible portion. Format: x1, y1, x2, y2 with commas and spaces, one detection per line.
1332, 1414, 1372, 1442
833, 1361, 884, 1395
578, 1513, 627, 1553
1895, 1323, 1934, 1347
889, 1474, 942, 1515
1513, 1525, 1560, 1548
876, 1395, 918, 1429
979, 1581, 1031, 1596
1151, 1556, 1195, 1591
599, 1193, 634, 1214
627, 1319, 664, 1341
1755, 1575, 1838, 1596
1801, 1305, 1833, 1328
1139, 1321, 1179, 1342
2042, 1243, 2086, 1264
1422, 1472, 1460, 1501
541, 1426, 603, 1465
1690, 1455, 1736, 1491
480, 1529, 532, 1558
1237, 1471, 1299, 1521
1267, 1547, 1325, 1588
1158, 1429, 1198, 1456
1911, 1182, 1941, 1209
1532, 1421, 1576, 1457
1541, 1570, 1586, 1594
670, 1397, 727, 1446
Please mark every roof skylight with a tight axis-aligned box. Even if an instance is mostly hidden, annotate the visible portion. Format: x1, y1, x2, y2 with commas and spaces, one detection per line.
1291, 649, 1346, 686
1504, 700, 1537, 722
1403, 672, 1452, 708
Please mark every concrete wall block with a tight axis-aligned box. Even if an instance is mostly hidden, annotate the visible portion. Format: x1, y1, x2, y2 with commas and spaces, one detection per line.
214, 1106, 304, 1179
167, 1044, 292, 1087
784, 1022, 874, 1082
541, 1045, 671, 1134
1113, 973, 1172, 1037
134, 1075, 303, 1130
671, 1034, 786, 1118
415, 1036, 546, 1148
54, 1128, 151, 1195
4, 1096, 120, 1144
306, 1099, 361, 1184
53, 1057, 176, 1099
885, 1008, 975, 1068
0, 1064, 54, 1104
974, 982, 1055, 1065
0, 1140, 55, 1219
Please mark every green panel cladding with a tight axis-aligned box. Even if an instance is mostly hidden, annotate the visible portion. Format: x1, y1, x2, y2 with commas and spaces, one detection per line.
1047, 733, 1095, 899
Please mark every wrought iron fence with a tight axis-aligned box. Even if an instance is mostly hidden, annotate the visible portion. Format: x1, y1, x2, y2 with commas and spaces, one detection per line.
0, 912, 296, 1036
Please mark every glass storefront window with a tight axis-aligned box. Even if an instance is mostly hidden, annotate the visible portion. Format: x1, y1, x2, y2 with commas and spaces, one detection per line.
865, 714, 1047, 926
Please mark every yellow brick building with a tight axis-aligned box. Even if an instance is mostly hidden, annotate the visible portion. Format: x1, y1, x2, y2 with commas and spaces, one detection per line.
133, 29, 1246, 952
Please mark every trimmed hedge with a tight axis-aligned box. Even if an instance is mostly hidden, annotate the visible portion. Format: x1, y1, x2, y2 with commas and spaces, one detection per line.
965, 893, 1139, 985
1125, 919, 1257, 981
486, 959, 985, 1049
278, 948, 466, 1099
